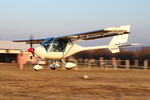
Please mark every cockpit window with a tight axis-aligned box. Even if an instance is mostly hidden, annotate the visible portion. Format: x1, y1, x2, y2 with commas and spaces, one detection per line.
41, 38, 69, 52
41, 37, 54, 51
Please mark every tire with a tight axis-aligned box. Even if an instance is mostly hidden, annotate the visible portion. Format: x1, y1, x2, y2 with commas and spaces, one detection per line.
50, 64, 57, 70
51, 67, 56, 70
34, 69, 39, 71
66, 68, 72, 70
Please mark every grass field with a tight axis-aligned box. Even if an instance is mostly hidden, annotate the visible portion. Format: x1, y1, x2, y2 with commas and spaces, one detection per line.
0, 63, 150, 100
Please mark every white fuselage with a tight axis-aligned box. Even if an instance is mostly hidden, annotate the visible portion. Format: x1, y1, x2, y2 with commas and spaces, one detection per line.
34, 43, 109, 59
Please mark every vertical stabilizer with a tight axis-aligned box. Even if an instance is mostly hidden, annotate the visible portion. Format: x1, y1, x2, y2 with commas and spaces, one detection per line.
109, 34, 129, 53
109, 34, 129, 45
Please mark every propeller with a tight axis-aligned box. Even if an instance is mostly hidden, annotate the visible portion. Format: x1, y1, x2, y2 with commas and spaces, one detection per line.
30, 34, 33, 48
28, 34, 35, 57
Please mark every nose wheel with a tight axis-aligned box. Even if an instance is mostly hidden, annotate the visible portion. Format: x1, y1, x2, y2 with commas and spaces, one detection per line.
49, 64, 57, 70
49, 60, 60, 70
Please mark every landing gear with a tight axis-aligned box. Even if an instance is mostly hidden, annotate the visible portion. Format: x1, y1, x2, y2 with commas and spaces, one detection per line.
49, 64, 59, 70
33, 65, 43, 71
33, 58, 43, 71
51, 67, 56, 70
49, 60, 76, 70
49, 60, 60, 70
65, 62, 76, 70
66, 68, 72, 70
34, 69, 39, 71
50, 64, 57, 70
33, 58, 77, 71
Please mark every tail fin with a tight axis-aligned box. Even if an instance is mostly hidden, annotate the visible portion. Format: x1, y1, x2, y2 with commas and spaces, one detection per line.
109, 34, 129, 45
109, 34, 129, 53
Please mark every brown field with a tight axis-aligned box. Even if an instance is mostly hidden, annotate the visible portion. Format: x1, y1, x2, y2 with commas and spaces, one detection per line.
0, 64, 150, 100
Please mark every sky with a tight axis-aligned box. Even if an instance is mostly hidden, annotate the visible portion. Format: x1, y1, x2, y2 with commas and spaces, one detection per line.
0, 0, 150, 46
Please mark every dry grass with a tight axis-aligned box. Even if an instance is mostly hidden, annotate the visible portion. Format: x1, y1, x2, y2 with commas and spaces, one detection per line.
0, 63, 150, 100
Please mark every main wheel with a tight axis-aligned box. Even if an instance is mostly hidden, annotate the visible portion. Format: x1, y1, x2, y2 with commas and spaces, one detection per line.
34, 69, 39, 71
51, 67, 56, 70
33, 65, 43, 71
66, 68, 72, 70
50, 64, 57, 70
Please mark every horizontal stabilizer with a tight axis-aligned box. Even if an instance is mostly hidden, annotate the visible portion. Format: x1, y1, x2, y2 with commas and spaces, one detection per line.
109, 43, 140, 53
118, 43, 140, 47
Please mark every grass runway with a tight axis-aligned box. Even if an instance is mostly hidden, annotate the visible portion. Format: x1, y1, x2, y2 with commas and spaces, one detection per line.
0, 63, 150, 100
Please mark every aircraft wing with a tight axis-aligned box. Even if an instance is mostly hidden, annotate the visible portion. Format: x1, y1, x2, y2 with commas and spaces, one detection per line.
57, 25, 131, 41
13, 25, 131, 44
13, 38, 45, 44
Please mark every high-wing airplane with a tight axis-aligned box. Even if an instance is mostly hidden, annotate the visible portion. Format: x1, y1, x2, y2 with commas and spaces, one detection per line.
13, 25, 138, 71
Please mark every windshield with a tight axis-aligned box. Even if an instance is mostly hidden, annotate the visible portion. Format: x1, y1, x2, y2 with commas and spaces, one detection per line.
41, 38, 69, 52
41, 37, 54, 51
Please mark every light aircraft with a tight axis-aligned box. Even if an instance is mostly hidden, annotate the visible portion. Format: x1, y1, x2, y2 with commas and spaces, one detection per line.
14, 25, 138, 71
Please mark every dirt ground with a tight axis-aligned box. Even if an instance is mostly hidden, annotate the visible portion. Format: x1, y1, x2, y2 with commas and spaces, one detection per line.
0, 64, 150, 100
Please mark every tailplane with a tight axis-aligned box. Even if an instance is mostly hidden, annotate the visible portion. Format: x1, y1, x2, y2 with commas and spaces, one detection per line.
105, 25, 131, 33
